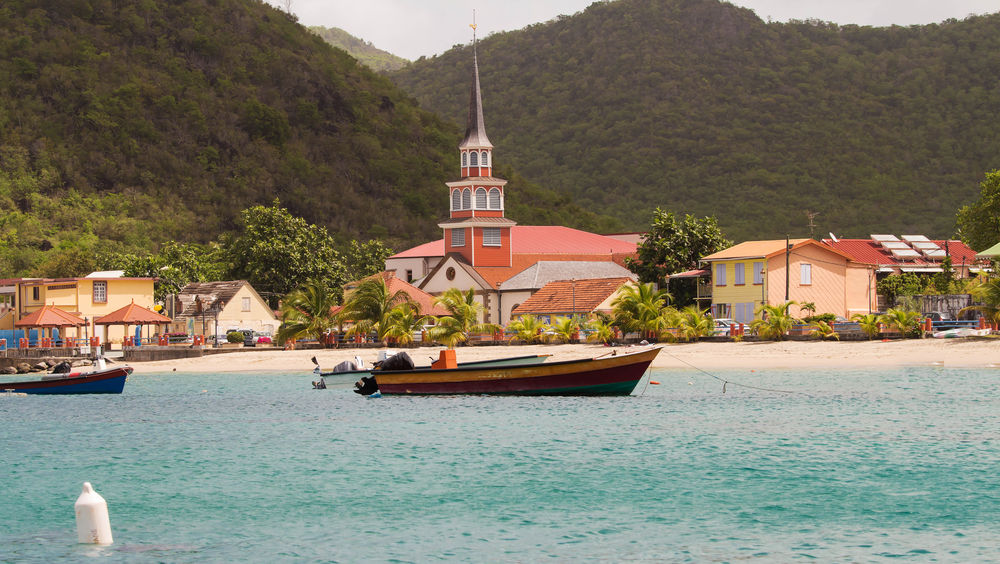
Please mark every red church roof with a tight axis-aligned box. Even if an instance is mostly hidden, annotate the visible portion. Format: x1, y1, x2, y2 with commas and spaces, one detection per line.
390, 226, 636, 259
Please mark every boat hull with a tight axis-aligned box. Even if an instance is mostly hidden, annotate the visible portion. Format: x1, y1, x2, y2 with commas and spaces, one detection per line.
320, 354, 551, 387
373, 347, 659, 396
1, 367, 132, 395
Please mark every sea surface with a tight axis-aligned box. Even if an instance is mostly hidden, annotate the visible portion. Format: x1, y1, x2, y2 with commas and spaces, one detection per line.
1, 364, 998, 563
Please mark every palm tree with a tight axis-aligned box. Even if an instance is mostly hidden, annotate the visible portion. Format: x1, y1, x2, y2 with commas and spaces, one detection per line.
799, 301, 817, 319
750, 301, 800, 341
611, 282, 671, 339
429, 288, 502, 348
338, 275, 413, 341
546, 316, 580, 343
961, 277, 1000, 325
276, 280, 339, 345
676, 305, 713, 341
381, 303, 432, 346
879, 308, 923, 337
585, 317, 615, 345
851, 313, 882, 340
809, 320, 840, 340
507, 315, 548, 344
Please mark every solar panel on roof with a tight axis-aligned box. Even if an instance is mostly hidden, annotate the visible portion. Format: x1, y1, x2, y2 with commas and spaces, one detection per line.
921, 249, 947, 259
911, 241, 940, 250
902, 235, 932, 243
890, 248, 922, 260
871, 234, 900, 242
881, 241, 911, 250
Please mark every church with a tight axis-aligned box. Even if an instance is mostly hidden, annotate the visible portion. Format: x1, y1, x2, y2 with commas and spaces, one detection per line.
384, 42, 637, 325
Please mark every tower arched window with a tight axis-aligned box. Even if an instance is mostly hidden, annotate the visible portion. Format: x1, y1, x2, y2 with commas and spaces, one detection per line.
451, 189, 461, 210
462, 188, 472, 209
461, 152, 467, 167
470, 151, 478, 167
481, 151, 489, 167
488, 188, 501, 209
475, 188, 487, 209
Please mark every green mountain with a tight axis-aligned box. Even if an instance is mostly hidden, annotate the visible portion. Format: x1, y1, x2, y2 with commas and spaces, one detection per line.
389, 0, 1000, 241
309, 26, 408, 72
0, 0, 617, 275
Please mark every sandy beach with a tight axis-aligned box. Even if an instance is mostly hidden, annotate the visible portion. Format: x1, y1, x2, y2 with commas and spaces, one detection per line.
127, 338, 1000, 374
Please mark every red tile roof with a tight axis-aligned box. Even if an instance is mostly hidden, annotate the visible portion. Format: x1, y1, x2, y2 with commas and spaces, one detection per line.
511, 278, 633, 316
822, 239, 979, 267
94, 301, 171, 325
390, 226, 636, 258
15, 305, 86, 327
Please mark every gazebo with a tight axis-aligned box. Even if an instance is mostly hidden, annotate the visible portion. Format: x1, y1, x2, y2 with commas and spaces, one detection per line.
14, 305, 87, 347
976, 241, 1000, 260
94, 301, 172, 346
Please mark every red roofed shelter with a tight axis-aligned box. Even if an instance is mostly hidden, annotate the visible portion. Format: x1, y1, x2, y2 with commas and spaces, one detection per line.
94, 300, 171, 346
15, 304, 86, 347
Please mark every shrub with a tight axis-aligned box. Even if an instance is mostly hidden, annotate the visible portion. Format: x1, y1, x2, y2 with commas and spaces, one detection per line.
227, 331, 244, 344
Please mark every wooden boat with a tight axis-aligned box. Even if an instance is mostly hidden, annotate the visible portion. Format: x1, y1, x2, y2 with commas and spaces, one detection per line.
313, 353, 551, 388
358, 347, 660, 396
0, 366, 132, 395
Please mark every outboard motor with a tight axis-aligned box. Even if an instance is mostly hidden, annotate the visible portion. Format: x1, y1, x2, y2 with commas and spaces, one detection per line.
332, 360, 358, 373
377, 351, 414, 372
353, 376, 379, 396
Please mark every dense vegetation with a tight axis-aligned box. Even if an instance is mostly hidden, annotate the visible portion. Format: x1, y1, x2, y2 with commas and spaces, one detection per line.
308, 26, 408, 72
0, 0, 616, 277
391, 0, 1000, 242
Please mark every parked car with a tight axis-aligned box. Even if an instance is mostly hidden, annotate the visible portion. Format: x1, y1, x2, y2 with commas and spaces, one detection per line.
713, 318, 736, 336
922, 311, 953, 322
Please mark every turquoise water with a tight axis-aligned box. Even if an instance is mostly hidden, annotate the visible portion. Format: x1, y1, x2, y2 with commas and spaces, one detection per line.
2, 366, 998, 562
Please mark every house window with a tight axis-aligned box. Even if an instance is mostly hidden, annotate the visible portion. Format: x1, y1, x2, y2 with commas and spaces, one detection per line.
483, 228, 501, 247
800, 263, 812, 285
488, 188, 501, 209
470, 151, 479, 166
452, 228, 466, 247
452, 189, 461, 210
405, 269, 413, 282
712, 303, 731, 318
475, 188, 487, 209
32, 287, 39, 300
462, 188, 472, 209
462, 152, 467, 167
734, 263, 745, 285
715, 264, 726, 286
753, 261, 764, 285
242, 297, 251, 312
481, 151, 489, 166
93, 281, 107, 303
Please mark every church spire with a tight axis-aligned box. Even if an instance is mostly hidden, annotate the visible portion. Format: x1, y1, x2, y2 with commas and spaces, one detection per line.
460, 44, 492, 150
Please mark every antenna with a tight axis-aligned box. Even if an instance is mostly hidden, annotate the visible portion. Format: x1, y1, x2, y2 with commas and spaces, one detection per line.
829, 232, 839, 243
805, 210, 819, 236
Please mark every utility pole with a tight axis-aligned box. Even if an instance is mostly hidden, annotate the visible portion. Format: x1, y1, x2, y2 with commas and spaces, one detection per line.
785, 234, 791, 302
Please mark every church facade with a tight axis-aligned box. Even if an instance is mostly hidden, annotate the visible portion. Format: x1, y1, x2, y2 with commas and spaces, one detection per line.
384, 44, 637, 325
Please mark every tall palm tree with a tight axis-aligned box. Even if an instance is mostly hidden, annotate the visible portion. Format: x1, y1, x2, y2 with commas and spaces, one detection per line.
611, 282, 671, 338
961, 277, 1000, 324
276, 280, 339, 345
429, 287, 502, 348
507, 314, 548, 344
381, 303, 432, 346
750, 301, 800, 341
677, 305, 713, 341
338, 276, 413, 341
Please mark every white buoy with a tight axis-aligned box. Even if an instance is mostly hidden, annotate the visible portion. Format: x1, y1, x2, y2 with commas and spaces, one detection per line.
75, 482, 113, 545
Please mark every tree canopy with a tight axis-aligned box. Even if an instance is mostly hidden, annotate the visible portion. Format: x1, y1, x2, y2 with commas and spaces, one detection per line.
957, 170, 1000, 252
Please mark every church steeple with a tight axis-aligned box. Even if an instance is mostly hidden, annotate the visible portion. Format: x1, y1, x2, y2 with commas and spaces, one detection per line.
439, 20, 515, 269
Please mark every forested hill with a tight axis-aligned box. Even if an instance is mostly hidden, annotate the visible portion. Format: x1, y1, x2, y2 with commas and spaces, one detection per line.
390, 0, 1000, 241
0, 0, 617, 275
309, 26, 408, 72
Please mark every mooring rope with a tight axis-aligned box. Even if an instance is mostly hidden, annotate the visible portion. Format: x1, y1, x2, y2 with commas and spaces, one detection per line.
661, 348, 814, 397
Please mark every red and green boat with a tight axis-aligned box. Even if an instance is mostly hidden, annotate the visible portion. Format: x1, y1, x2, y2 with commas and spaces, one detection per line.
361, 347, 660, 396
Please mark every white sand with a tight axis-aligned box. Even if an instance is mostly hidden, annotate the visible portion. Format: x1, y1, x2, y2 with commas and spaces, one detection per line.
127, 338, 1000, 374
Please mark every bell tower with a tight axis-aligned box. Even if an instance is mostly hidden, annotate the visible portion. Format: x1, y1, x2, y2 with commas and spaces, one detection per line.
439, 23, 515, 268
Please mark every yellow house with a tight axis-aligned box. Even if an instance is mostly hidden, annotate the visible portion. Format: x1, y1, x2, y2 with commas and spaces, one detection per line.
701, 239, 877, 323
0, 272, 156, 344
